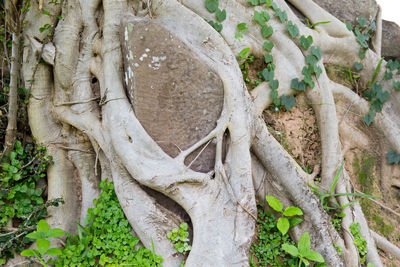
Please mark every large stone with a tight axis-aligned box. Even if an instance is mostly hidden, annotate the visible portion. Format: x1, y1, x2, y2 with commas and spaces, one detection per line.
120, 17, 224, 173
313, 0, 379, 24
382, 20, 400, 61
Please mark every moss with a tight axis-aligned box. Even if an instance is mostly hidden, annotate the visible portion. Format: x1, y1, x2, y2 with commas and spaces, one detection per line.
353, 151, 376, 194
372, 215, 395, 237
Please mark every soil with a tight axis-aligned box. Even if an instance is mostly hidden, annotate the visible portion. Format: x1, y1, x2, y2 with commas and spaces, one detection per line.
263, 93, 321, 175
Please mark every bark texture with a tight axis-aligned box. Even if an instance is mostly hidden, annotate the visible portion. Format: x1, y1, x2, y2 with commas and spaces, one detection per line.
8, 0, 400, 266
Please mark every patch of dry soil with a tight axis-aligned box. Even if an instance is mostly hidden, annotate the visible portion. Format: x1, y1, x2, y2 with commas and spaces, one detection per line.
263, 93, 321, 175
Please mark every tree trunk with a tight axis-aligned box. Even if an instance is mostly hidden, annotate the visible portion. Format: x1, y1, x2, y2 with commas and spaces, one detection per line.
10, 0, 400, 266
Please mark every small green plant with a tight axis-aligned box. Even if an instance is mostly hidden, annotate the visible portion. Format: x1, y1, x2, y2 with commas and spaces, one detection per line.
349, 222, 368, 264
205, 0, 225, 32
305, 18, 331, 29
309, 162, 378, 213
250, 204, 297, 267
0, 141, 60, 265
20, 220, 66, 266
235, 22, 248, 41
55, 179, 163, 266
386, 149, 400, 164
167, 222, 191, 255
282, 232, 325, 267
265, 196, 303, 235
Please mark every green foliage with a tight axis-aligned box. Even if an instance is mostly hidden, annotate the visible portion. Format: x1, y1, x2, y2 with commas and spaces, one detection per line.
305, 19, 331, 29
20, 220, 65, 267
216, 9, 226, 22
167, 223, 191, 255
263, 41, 274, 52
299, 35, 313, 50
55, 180, 163, 266
250, 205, 298, 267
309, 161, 378, 220
274, 8, 287, 23
386, 149, 400, 165
281, 95, 296, 111
261, 25, 273, 38
348, 16, 377, 60
205, 0, 219, 13
0, 141, 60, 264
206, 20, 223, 32
282, 232, 325, 266
362, 82, 389, 125
349, 222, 368, 264
353, 62, 363, 71
291, 78, 306, 91
248, 0, 259, 6
235, 23, 248, 41
254, 10, 270, 25
287, 21, 299, 39
265, 196, 303, 235
205, 0, 224, 32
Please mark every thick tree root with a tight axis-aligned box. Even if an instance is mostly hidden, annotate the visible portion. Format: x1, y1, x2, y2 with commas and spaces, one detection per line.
18, 0, 400, 266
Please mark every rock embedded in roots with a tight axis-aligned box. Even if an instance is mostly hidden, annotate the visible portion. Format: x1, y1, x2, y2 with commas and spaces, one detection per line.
120, 17, 224, 173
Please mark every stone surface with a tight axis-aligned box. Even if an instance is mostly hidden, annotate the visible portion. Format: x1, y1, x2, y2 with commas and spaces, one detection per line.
313, 0, 379, 24
382, 20, 400, 61
120, 17, 224, 173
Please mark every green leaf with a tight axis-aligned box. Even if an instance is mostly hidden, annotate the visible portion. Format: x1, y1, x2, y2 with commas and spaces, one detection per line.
303, 250, 325, 263
26, 231, 47, 240
205, 0, 219, 13
264, 0, 273, 7
275, 9, 287, 23
21, 249, 40, 257
261, 25, 273, 38
15, 141, 23, 155
46, 228, 66, 238
264, 53, 273, 64
235, 32, 243, 40
291, 78, 306, 91
277, 217, 290, 235
180, 223, 188, 231
384, 71, 393, 81
345, 22, 353, 31
239, 48, 250, 59
393, 81, 400, 91
287, 21, 299, 38
37, 239, 50, 255
354, 62, 363, 71
281, 95, 296, 111
289, 217, 303, 227
269, 79, 279, 90
263, 41, 274, 52
46, 248, 62, 255
283, 206, 303, 216
216, 9, 226, 22
298, 232, 311, 255
262, 69, 274, 82
248, 0, 259, 5
37, 219, 50, 232
359, 49, 366, 59
299, 35, 313, 50
237, 23, 248, 31
363, 109, 376, 126
386, 149, 400, 164
311, 46, 322, 61
357, 16, 367, 27
367, 263, 375, 267
265, 195, 283, 212
281, 244, 299, 257
254, 10, 270, 25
